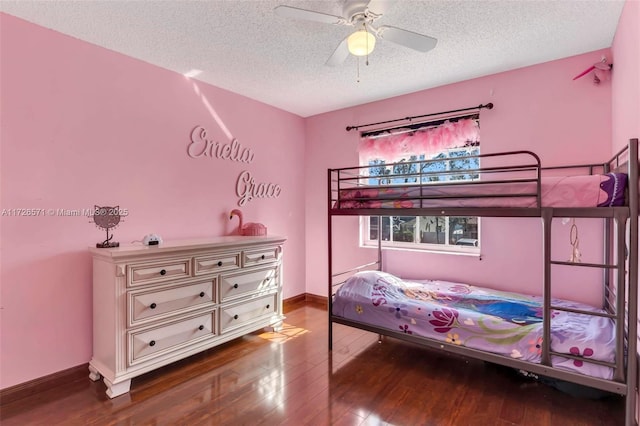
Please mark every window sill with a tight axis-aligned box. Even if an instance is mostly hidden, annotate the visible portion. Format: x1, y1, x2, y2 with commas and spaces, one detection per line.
361, 242, 481, 257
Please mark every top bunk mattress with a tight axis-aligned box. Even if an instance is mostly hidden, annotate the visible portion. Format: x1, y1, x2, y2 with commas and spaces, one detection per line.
333, 172, 627, 209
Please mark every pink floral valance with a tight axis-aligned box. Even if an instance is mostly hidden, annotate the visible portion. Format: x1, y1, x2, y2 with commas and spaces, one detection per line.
359, 118, 480, 162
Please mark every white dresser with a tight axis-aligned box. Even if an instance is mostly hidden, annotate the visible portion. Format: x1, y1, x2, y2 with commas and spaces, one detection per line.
88, 236, 285, 398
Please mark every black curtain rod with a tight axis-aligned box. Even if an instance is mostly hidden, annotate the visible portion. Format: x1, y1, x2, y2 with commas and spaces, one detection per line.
361, 113, 479, 138
345, 103, 494, 132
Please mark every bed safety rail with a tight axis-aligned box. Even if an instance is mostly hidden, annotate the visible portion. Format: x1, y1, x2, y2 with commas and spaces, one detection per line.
330, 150, 542, 211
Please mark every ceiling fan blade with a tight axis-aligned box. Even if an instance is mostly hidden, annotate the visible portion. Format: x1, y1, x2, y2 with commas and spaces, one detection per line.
365, 0, 391, 15
274, 5, 347, 25
325, 38, 350, 67
377, 25, 437, 52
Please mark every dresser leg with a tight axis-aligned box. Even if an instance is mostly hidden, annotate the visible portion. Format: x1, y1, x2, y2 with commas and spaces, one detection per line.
104, 378, 131, 398
270, 319, 284, 332
88, 364, 101, 381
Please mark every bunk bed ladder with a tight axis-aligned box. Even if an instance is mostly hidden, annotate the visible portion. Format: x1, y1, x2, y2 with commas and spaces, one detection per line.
542, 207, 636, 425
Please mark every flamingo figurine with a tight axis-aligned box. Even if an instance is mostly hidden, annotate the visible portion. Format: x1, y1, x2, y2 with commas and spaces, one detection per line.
229, 209, 267, 236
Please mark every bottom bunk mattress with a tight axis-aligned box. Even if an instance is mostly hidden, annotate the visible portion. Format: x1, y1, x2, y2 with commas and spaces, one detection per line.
332, 271, 616, 379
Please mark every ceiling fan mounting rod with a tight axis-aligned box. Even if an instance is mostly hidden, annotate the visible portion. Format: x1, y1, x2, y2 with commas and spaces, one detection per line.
350, 10, 380, 26
343, 0, 381, 24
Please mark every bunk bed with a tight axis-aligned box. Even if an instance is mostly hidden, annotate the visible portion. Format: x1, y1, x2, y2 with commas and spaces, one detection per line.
327, 138, 639, 425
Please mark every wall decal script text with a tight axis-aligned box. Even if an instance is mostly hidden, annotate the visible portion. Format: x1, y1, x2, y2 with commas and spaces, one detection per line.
236, 171, 281, 207
187, 126, 254, 163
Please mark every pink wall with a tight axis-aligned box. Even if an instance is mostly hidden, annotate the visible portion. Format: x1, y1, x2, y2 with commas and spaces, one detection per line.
0, 14, 306, 389
612, 0, 640, 152
306, 49, 614, 304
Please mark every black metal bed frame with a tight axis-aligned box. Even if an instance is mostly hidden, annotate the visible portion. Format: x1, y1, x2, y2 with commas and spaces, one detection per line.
327, 138, 639, 425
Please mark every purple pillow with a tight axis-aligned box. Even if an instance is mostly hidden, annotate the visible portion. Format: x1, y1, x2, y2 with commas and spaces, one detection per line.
597, 173, 627, 207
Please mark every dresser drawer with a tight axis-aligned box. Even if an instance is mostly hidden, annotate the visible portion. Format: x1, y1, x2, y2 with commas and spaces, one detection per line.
242, 246, 280, 267
127, 258, 191, 287
194, 251, 241, 276
127, 280, 216, 327
219, 267, 277, 302
220, 293, 278, 333
128, 312, 216, 366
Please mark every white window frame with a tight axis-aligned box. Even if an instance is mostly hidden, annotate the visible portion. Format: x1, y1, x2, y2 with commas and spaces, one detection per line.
360, 146, 481, 255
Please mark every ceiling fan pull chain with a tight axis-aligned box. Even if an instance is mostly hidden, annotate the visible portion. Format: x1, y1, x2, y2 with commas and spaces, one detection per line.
365, 22, 370, 66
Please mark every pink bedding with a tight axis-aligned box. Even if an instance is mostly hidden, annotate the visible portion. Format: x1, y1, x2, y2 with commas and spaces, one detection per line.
334, 173, 627, 209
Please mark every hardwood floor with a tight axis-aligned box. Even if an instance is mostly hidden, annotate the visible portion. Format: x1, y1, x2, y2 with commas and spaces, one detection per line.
1, 304, 625, 425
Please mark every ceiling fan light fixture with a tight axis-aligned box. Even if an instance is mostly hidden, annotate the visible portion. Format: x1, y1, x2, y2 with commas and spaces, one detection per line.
347, 29, 375, 56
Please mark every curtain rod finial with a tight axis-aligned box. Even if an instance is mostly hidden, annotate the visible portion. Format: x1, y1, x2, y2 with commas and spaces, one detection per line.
485, 103, 494, 110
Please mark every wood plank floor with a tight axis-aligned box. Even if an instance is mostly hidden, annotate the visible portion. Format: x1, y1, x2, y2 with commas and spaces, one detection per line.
0, 304, 625, 425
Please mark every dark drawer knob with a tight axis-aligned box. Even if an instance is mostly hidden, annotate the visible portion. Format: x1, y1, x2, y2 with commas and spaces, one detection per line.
160, 269, 167, 276
233, 314, 239, 320
149, 340, 156, 347
261, 255, 265, 260
266, 304, 270, 309
217, 261, 223, 267
199, 292, 205, 298
233, 283, 239, 289
150, 303, 157, 309
198, 325, 204, 331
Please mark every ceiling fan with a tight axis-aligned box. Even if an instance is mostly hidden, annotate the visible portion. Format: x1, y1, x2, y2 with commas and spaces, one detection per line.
274, 0, 438, 66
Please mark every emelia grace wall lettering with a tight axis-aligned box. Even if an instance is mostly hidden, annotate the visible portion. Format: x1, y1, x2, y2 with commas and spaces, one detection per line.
187, 125, 281, 206
187, 125, 254, 163
236, 171, 281, 207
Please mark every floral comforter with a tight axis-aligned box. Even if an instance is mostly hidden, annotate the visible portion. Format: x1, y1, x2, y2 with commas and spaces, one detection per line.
332, 271, 616, 379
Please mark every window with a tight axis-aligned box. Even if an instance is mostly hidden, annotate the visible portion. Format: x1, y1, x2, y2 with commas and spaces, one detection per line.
359, 117, 481, 253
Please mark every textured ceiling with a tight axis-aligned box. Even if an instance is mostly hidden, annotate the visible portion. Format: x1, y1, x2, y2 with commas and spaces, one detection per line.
0, 0, 625, 117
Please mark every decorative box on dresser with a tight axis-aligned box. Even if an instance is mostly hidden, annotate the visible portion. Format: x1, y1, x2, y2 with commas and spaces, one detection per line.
88, 235, 286, 398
